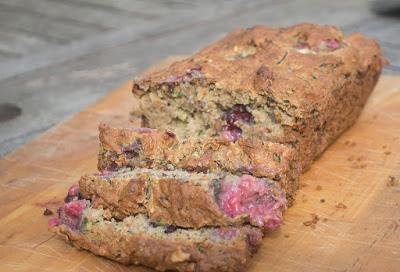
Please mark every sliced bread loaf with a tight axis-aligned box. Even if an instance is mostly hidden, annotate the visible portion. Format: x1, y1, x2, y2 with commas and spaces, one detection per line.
97, 124, 299, 203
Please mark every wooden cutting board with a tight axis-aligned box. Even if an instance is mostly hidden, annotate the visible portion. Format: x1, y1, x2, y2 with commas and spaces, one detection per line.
0, 57, 399, 272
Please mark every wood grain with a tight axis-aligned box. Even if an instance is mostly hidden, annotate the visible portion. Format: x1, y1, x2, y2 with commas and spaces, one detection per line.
0, 59, 399, 271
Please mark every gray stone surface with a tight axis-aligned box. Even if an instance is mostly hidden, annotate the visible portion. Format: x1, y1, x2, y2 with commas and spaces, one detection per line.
0, 0, 399, 157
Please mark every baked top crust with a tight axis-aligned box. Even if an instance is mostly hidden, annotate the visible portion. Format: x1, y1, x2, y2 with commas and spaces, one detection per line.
133, 23, 384, 116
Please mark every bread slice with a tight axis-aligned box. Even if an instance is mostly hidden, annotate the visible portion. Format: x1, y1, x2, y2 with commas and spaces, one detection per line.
130, 23, 384, 171
79, 168, 287, 229
50, 201, 263, 272
97, 124, 300, 203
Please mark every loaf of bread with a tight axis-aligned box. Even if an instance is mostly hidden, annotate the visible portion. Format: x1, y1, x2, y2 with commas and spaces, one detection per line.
79, 168, 287, 229
97, 123, 299, 203
49, 23, 385, 272
50, 201, 262, 272
131, 23, 384, 171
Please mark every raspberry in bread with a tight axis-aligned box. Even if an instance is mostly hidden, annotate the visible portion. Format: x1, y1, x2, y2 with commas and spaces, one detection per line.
79, 168, 287, 229
97, 124, 299, 203
131, 23, 385, 171
49, 201, 262, 272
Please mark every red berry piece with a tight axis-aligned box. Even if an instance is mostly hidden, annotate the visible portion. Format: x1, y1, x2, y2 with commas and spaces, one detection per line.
215, 227, 239, 240
63, 200, 86, 218
217, 175, 286, 230
325, 39, 341, 50
225, 104, 254, 124
48, 218, 60, 227
68, 185, 79, 197
221, 124, 242, 142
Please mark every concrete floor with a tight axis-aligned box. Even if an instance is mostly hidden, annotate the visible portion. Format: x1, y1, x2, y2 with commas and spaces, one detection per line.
0, 0, 399, 157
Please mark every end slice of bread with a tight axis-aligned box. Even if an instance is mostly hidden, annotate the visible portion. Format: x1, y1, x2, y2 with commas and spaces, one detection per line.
50, 201, 263, 272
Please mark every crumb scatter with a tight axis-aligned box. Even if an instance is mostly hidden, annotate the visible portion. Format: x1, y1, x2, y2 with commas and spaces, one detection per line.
43, 208, 54, 216
302, 213, 319, 228
350, 156, 367, 169
344, 140, 357, 147
335, 203, 347, 209
386, 176, 399, 187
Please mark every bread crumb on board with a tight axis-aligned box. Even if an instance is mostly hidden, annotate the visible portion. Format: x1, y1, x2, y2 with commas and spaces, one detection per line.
387, 176, 399, 187
344, 140, 357, 147
43, 208, 54, 216
350, 156, 367, 169
303, 213, 319, 228
299, 183, 308, 189
335, 203, 347, 209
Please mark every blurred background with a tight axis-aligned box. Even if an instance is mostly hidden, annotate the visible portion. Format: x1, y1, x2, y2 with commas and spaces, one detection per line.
0, 0, 399, 157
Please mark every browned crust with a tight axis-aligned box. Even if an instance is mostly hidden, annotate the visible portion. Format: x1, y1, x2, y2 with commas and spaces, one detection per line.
52, 224, 259, 272
97, 123, 300, 203
131, 23, 385, 171
133, 24, 383, 111
79, 174, 148, 219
